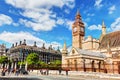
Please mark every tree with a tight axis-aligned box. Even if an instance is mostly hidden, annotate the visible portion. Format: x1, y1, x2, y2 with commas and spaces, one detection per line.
0, 56, 8, 69
37, 60, 47, 68
49, 60, 61, 69
0, 56, 8, 64
18, 61, 25, 66
26, 53, 39, 67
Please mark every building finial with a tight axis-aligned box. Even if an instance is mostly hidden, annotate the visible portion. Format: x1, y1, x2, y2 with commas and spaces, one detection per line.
19, 41, 22, 45
75, 8, 81, 21
23, 39, 26, 45
57, 46, 60, 52
11, 44, 14, 48
15, 42, 18, 47
102, 20, 106, 35
63, 41, 67, 50
34, 41, 37, 47
42, 43, 45, 49
76, 8, 80, 15
62, 41, 68, 54
102, 20, 105, 28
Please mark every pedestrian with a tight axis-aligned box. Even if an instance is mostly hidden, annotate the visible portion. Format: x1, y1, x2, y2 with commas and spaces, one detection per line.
46, 69, 49, 75
66, 69, 68, 76
15, 69, 19, 76
8, 68, 10, 75
1, 69, 5, 76
59, 68, 62, 75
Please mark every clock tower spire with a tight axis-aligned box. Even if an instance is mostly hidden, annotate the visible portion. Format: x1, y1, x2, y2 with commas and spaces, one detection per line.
72, 10, 85, 49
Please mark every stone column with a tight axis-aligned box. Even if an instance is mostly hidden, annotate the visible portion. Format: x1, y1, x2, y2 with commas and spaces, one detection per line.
7, 63, 9, 69
14, 62, 17, 70
109, 60, 113, 73
25, 61, 28, 71
11, 62, 13, 69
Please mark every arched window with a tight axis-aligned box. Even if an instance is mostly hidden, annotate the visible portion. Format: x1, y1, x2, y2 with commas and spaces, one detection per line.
72, 50, 75, 54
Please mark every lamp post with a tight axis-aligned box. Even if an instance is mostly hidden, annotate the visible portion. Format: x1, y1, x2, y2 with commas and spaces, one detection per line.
19, 49, 22, 69
25, 61, 28, 71
47, 62, 50, 75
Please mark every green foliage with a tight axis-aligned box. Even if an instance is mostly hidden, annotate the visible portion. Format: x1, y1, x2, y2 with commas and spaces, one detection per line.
0, 56, 8, 64
18, 61, 25, 66
26, 53, 61, 70
26, 53, 39, 65
49, 60, 61, 69
50, 60, 61, 66
37, 60, 47, 68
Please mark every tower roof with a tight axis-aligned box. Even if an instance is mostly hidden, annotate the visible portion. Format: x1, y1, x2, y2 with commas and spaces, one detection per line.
76, 9, 80, 16
63, 41, 67, 51
62, 41, 68, 53
74, 9, 83, 25
102, 20, 106, 28
76, 9, 81, 17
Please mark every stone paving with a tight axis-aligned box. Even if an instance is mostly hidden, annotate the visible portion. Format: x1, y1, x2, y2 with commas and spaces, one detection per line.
0, 70, 120, 80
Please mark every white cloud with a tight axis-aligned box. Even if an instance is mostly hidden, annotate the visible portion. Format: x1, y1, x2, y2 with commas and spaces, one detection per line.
50, 41, 62, 49
6, 0, 64, 9
64, 0, 75, 9
0, 31, 44, 44
56, 18, 64, 25
13, 23, 19, 26
88, 24, 102, 30
85, 18, 91, 22
64, 9, 70, 14
84, 22, 88, 27
0, 31, 62, 49
87, 13, 95, 16
67, 46, 72, 53
0, 14, 13, 26
110, 17, 120, 31
19, 18, 56, 31
56, 18, 73, 30
5, 0, 75, 31
108, 5, 116, 14
94, 0, 103, 8
66, 20, 74, 30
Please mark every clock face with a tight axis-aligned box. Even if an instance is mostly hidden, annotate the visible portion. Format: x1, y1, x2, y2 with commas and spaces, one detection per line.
73, 27, 77, 32
81, 27, 84, 32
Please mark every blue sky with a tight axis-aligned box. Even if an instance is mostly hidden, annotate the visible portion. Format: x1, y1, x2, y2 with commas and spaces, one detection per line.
0, 0, 120, 49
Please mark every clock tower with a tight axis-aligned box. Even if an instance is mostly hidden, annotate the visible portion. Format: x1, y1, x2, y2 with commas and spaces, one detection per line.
72, 10, 85, 49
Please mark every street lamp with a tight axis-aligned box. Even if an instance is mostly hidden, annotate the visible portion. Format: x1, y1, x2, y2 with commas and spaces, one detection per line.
25, 61, 28, 71
47, 62, 50, 75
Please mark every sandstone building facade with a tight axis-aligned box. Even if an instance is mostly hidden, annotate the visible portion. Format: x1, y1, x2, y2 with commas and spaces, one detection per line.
62, 10, 120, 74
8, 39, 61, 64
0, 44, 7, 56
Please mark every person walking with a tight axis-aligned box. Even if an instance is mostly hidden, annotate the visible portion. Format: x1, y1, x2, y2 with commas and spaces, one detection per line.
15, 69, 19, 76
59, 68, 62, 75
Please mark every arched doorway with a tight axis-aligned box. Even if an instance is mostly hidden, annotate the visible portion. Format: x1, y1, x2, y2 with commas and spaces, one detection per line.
83, 59, 86, 72
92, 60, 96, 72
98, 61, 101, 72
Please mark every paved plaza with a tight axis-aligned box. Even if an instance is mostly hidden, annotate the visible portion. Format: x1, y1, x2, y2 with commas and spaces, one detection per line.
0, 70, 120, 80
